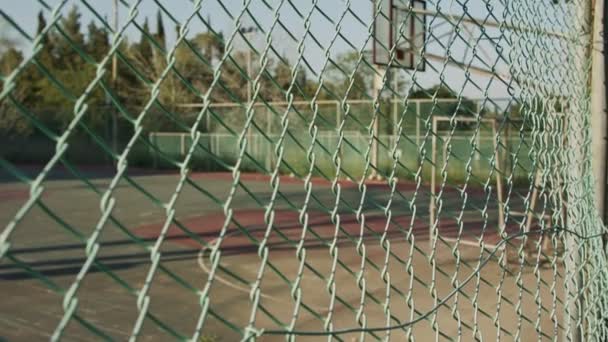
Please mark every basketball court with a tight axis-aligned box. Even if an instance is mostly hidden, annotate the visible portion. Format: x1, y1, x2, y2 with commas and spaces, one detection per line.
1, 0, 606, 341
0, 168, 558, 340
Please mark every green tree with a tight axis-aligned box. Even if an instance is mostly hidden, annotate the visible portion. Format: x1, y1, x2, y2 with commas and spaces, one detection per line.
325, 52, 373, 100
196, 16, 225, 62
410, 85, 459, 99
0, 48, 32, 136
36, 11, 46, 35
0, 29, 47, 137
127, 18, 160, 111
113, 39, 142, 111
33, 6, 109, 131
0, 48, 22, 77
266, 57, 308, 101
155, 10, 166, 50
54, 6, 85, 68
136, 18, 153, 65
35, 11, 54, 65
168, 31, 226, 103
86, 21, 109, 61
410, 85, 478, 115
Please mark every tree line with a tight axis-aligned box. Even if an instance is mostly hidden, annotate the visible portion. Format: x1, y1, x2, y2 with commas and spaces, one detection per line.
0, 6, 483, 140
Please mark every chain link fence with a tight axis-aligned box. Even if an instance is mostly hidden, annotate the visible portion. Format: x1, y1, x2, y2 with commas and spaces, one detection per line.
1, 0, 607, 341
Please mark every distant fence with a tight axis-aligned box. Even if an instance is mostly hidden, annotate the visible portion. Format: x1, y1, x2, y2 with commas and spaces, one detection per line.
149, 131, 534, 183
179, 98, 517, 136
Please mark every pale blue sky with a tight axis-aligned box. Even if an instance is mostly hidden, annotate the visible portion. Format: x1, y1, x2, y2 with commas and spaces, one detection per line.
2, 0, 513, 99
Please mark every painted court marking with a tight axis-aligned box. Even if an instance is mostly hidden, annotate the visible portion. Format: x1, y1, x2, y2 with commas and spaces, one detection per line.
196, 228, 280, 302
134, 207, 511, 313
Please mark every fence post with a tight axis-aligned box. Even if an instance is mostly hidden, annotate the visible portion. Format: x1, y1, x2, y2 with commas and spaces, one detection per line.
416, 101, 421, 164
591, 0, 607, 221
267, 107, 272, 172
336, 100, 340, 128
491, 119, 505, 235
430, 116, 437, 251
150, 132, 158, 169
336, 100, 343, 178
206, 110, 211, 132
180, 133, 186, 157
370, 65, 384, 180
216, 134, 220, 158
393, 99, 398, 138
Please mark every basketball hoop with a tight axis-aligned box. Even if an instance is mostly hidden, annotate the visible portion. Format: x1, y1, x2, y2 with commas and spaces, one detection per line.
373, 0, 426, 70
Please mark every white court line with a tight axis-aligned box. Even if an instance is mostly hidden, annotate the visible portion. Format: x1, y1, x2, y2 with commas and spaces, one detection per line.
195, 226, 342, 312
197, 230, 279, 301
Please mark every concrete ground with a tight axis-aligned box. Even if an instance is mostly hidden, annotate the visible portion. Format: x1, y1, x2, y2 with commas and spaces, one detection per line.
0, 169, 567, 341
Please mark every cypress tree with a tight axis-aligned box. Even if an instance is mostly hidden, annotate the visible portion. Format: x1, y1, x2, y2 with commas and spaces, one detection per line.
156, 10, 165, 50
36, 11, 47, 39
35, 11, 55, 66
137, 18, 153, 59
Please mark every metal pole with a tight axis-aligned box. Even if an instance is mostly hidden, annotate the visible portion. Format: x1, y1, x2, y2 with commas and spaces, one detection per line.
393, 73, 399, 139
267, 108, 272, 171
181, 133, 186, 156
591, 0, 607, 221
246, 47, 252, 103
336, 100, 340, 128
112, 0, 119, 158
371, 65, 384, 180
112, 0, 118, 88
562, 3, 598, 341
392, 101, 397, 152
491, 119, 507, 268
604, 0, 608, 225
336, 100, 343, 178
150, 133, 158, 169
492, 120, 505, 231
430, 116, 437, 251
416, 101, 421, 163
241, 27, 257, 155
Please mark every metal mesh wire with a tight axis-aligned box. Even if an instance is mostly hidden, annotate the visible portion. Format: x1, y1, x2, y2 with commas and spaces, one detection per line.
0, 0, 607, 341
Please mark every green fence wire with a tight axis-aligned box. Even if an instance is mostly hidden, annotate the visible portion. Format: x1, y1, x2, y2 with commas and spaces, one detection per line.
1, 0, 607, 341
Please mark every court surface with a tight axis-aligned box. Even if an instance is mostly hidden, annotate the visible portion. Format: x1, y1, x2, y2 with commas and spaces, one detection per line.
0, 167, 563, 341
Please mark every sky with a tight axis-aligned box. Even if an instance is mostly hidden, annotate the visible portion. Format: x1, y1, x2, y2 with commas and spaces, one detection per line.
2, 0, 523, 100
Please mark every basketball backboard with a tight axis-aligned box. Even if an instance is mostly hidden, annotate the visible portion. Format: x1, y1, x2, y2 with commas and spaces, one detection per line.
373, 0, 426, 70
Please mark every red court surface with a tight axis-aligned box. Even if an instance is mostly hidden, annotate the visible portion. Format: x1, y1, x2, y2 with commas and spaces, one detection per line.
134, 208, 522, 254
